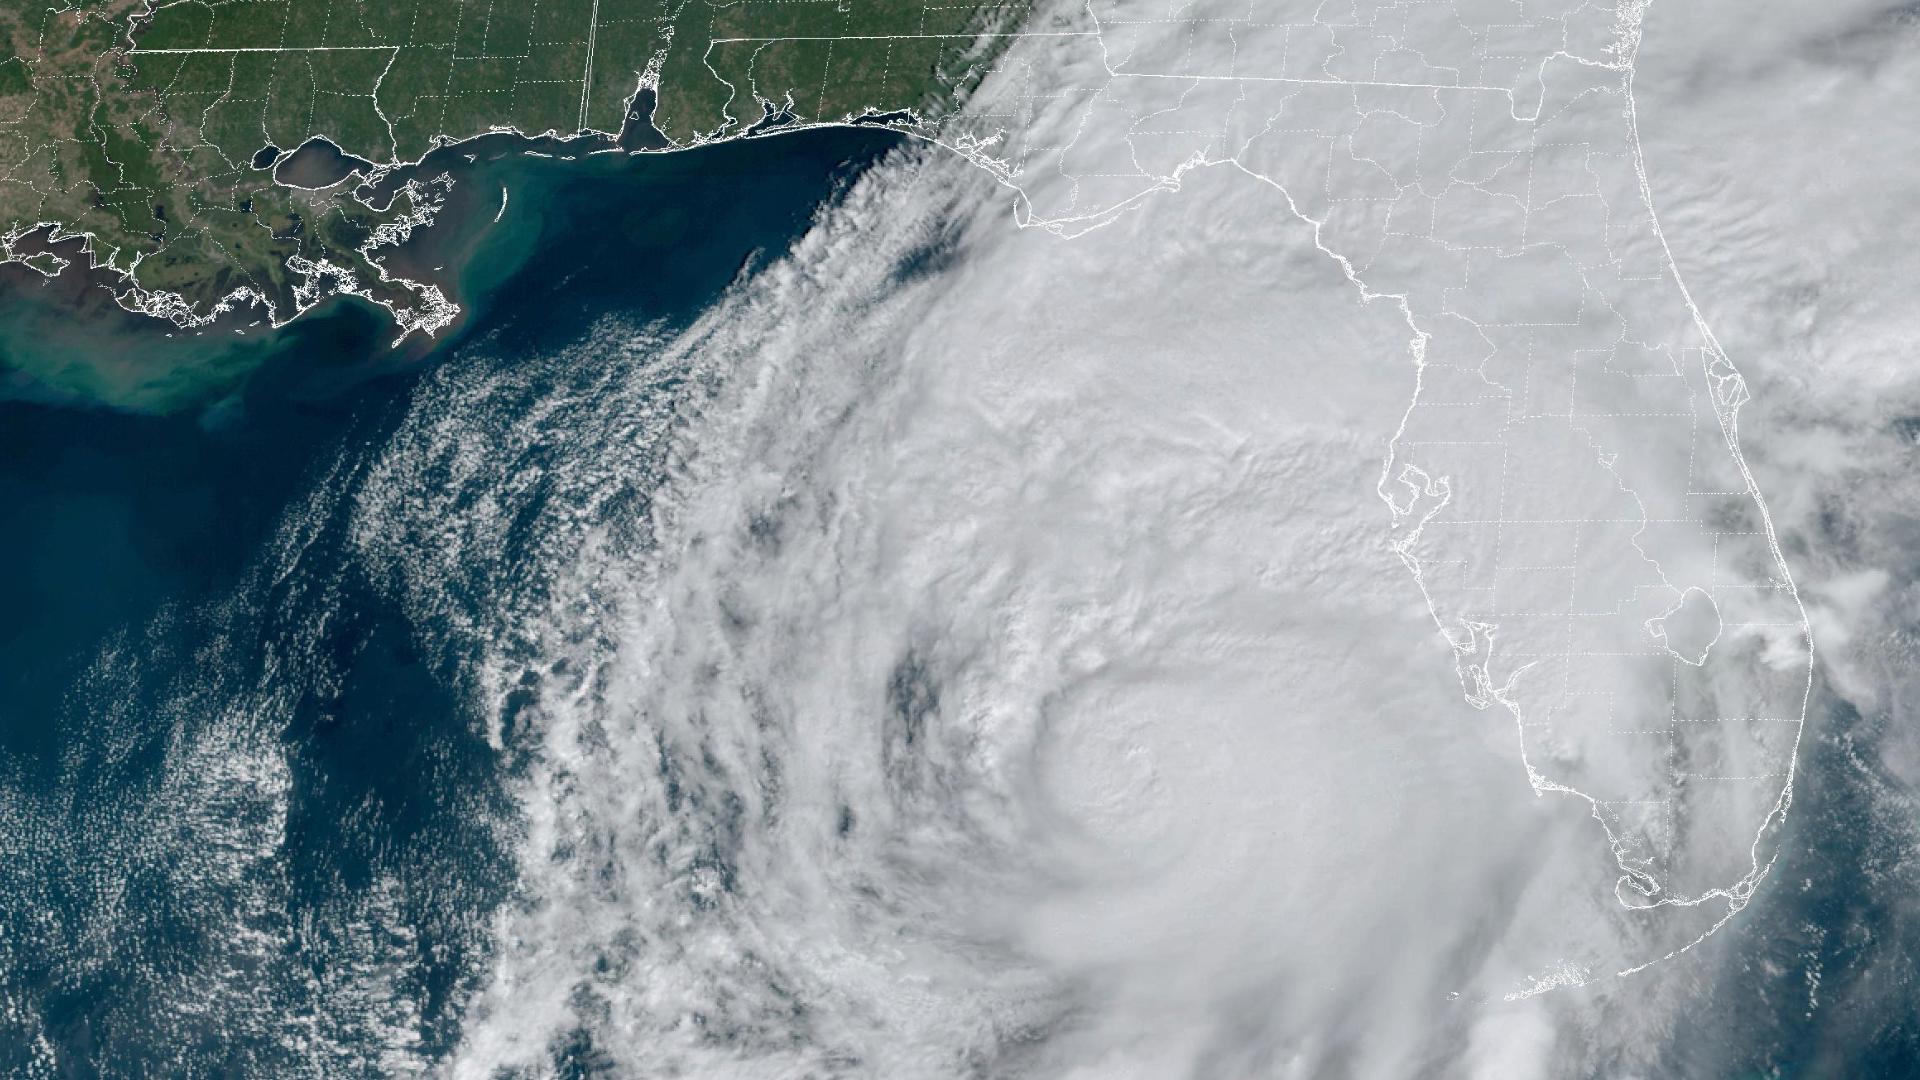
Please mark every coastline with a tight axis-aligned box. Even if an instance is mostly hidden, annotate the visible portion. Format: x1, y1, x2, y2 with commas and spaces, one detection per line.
0, 102, 915, 412
0, 117, 906, 757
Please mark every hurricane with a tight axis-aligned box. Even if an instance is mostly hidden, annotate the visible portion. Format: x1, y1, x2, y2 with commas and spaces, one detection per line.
342, 138, 1676, 1075
8, 0, 1920, 1075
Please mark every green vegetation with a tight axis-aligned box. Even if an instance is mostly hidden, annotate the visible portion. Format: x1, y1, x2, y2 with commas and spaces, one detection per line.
0, 0, 1027, 335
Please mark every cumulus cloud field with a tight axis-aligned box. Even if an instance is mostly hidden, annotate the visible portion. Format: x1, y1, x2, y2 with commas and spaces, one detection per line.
335, 0, 1920, 1076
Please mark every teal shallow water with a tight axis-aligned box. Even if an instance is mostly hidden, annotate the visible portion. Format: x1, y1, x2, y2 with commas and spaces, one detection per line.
4, 122, 1914, 1078
0, 126, 902, 1076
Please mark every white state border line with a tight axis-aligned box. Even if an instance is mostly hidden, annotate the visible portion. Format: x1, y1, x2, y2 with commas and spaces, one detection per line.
132, 32, 1102, 55
132, 44, 402, 53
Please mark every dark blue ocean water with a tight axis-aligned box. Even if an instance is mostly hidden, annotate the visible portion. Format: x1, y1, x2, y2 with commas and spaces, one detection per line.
4, 124, 1919, 1079
0, 127, 901, 1077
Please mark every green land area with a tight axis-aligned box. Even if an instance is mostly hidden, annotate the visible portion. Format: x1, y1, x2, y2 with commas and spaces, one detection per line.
0, 0, 1028, 339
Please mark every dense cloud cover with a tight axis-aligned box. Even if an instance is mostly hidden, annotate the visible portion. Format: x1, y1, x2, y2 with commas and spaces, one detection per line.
343, 2, 1917, 1074
42, 0, 1903, 1075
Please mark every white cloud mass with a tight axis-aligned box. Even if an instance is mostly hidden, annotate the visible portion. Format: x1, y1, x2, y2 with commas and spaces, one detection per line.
405, 147, 1614, 1079
329, 0, 1920, 1075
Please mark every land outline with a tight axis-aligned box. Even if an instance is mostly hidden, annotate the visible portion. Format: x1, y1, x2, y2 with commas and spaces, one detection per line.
0, 0, 1039, 359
